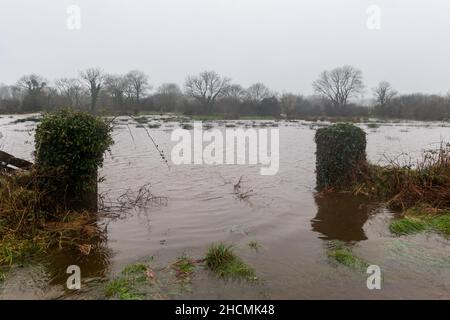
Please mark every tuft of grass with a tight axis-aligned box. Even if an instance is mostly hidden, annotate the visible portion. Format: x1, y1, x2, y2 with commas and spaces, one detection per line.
104, 263, 150, 300
122, 263, 147, 275
389, 207, 450, 237
428, 214, 450, 235
121, 263, 148, 283
173, 256, 195, 274
205, 243, 256, 280
171, 255, 196, 283
148, 123, 161, 129
104, 278, 144, 300
327, 241, 369, 272
389, 217, 427, 235
0, 233, 46, 266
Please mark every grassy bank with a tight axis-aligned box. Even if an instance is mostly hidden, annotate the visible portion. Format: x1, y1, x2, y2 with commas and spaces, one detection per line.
353, 143, 450, 210
350, 142, 450, 237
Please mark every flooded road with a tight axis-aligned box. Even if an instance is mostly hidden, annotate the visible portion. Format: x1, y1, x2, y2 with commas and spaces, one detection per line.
1, 115, 450, 299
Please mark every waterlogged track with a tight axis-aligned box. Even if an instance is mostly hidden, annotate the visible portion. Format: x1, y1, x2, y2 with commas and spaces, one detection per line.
1, 115, 450, 299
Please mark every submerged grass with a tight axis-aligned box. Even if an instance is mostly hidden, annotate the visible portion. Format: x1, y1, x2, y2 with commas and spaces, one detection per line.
389, 207, 450, 237
104, 257, 202, 300
248, 241, 260, 251
104, 278, 144, 300
205, 243, 256, 280
104, 262, 150, 300
173, 256, 195, 275
171, 255, 197, 284
327, 241, 369, 272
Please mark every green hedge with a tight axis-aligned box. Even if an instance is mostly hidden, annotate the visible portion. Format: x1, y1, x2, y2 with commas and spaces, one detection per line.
314, 123, 366, 190
34, 109, 113, 210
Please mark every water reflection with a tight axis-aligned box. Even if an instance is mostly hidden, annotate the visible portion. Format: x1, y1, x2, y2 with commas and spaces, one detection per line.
43, 221, 113, 285
311, 193, 377, 242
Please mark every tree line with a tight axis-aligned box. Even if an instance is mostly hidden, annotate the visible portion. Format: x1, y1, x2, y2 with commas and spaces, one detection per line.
0, 66, 449, 121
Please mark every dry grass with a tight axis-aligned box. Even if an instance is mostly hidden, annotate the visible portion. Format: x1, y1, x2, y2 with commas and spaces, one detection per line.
0, 169, 105, 265
352, 142, 450, 210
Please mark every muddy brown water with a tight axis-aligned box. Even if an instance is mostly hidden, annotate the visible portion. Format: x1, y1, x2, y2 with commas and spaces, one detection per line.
1, 115, 450, 299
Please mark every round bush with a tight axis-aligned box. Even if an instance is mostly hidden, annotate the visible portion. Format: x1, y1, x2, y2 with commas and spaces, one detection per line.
314, 123, 366, 190
34, 109, 113, 209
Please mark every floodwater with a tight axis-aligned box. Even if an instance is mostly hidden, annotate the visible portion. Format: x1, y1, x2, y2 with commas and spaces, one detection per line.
1, 114, 450, 299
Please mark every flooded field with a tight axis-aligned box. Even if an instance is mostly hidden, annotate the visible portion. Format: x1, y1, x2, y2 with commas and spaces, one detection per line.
1, 114, 450, 299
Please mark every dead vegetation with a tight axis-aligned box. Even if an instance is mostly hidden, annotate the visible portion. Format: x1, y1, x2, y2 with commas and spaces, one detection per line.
99, 183, 167, 219
0, 168, 107, 266
233, 176, 255, 200
352, 142, 450, 210
0, 166, 165, 269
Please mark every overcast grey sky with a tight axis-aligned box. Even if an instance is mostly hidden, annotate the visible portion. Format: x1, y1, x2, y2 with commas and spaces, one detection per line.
1, 0, 449, 96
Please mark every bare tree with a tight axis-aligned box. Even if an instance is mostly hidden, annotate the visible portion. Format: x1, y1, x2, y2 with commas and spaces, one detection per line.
373, 81, 397, 106
0, 84, 13, 100
125, 70, 150, 103
55, 78, 85, 108
184, 71, 231, 113
104, 74, 129, 109
154, 83, 182, 112
225, 84, 246, 101
80, 68, 104, 111
312, 65, 364, 109
17, 74, 47, 94
280, 93, 299, 117
16, 74, 48, 111
245, 83, 272, 103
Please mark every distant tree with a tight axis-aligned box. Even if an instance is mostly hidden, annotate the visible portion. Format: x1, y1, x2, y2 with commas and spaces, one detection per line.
259, 96, 281, 116
80, 68, 104, 111
312, 65, 364, 110
184, 71, 231, 113
55, 78, 85, 108
225, 84, 246, 101
0, 84, 10, 100
125, 70, 150, 103
373, 81, 397, 107
16, 74, 48, 111
245, 83, 272, 103
104, 74, 129, 109
154, 83, 182, 112
280, 93, 298, 118
0, 84, 21, 112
